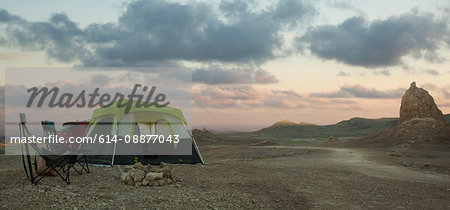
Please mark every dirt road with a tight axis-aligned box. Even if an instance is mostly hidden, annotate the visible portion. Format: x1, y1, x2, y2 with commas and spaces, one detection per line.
260, 146, 450, 183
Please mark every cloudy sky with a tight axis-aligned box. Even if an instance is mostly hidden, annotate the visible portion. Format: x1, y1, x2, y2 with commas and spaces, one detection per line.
1, 0, 450, 131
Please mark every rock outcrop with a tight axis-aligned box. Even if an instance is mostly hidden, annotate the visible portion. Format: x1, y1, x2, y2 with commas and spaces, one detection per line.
399, 82, 445, 124
355, 82, 450, 148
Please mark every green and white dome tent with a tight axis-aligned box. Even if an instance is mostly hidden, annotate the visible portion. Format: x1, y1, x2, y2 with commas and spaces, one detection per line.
85, 100, 204, 165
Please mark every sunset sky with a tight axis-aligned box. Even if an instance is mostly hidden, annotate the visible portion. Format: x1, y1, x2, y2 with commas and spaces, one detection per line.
1, 0, 450, 131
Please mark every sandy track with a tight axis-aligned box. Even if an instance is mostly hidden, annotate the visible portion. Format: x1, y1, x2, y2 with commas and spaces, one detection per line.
254, 146, 450, 183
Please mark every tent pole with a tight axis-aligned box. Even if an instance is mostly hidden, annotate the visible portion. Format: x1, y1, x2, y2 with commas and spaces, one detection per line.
111, 140, 116, 166
192, 136, 205, 164
110, 117, 118, 166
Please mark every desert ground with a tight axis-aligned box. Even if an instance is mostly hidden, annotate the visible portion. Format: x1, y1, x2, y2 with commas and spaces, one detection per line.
1, 137, 449, 209
1, 82, 449, 209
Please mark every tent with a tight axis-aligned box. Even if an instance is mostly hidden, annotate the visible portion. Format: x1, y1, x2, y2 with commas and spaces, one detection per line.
85, 101, 204, 165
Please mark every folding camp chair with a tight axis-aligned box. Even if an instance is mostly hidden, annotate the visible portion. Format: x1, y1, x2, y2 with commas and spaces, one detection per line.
40, 120, 90, 175
20, 118, 72, 185
19, 114, 90, 185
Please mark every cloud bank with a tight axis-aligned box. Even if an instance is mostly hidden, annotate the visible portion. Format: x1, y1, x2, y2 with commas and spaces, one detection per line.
0, 0, 315, 66
310, 85, 405, 98
298, 12, 450, 67
1, 1, 449, 72
193, 85, 357, 109
193, 67, 278, 85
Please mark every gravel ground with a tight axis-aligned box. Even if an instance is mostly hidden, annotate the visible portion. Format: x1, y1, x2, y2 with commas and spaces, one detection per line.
1, 145, 450, 209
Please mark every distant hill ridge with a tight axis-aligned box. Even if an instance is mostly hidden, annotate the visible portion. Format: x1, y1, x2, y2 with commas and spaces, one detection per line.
271, 119, 316, 127
255, 114, 450, 138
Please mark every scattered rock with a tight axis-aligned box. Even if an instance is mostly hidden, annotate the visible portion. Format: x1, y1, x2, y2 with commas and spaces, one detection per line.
121, 163, 174, 187
124, 175, 134, 186
157, 179, 166, 186
324, 136, 340, 142
129, 168, 145, 182
388, 151, 401, 157
253, 140, 279, 146
149, 180, 159, 186
133, 162, 145, 170
399, 82, 445, 124
146, 172, 163, 181
146, 164, 153, 172
162, 167, 173, 180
